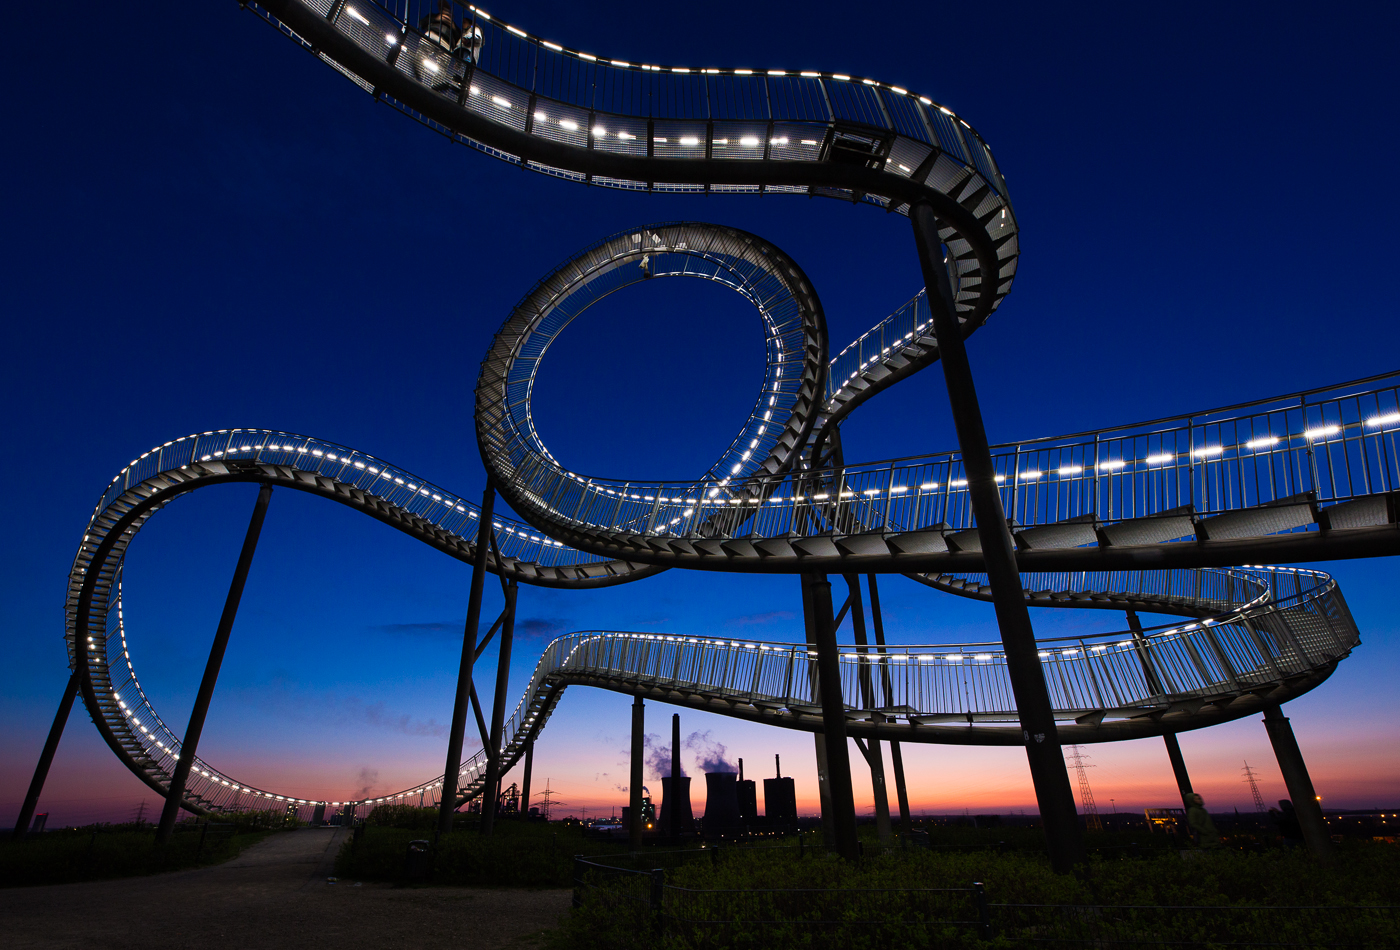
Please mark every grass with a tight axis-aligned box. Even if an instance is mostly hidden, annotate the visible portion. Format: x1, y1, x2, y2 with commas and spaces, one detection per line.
550, 832, 1400, 950
0, 820, 275, 888
328, 812, 1400, 947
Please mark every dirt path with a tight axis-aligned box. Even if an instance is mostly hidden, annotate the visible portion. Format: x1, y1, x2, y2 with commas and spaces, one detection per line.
0, 828, 571, 950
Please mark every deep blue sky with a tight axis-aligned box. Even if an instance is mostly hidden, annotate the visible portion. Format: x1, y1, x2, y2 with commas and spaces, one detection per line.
3, 1, 1398, 824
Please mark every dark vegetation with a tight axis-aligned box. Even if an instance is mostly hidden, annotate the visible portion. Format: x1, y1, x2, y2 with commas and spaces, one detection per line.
0, 815, 280, 887
334, 807, 635, 887
554, 834, 1400, 949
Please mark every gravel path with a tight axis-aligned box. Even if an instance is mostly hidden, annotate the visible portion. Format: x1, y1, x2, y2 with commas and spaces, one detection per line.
0, 828, 571, 950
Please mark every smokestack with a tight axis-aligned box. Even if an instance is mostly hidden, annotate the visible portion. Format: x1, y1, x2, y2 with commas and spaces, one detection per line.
775, 754, 781, 778
672, 714, 682, 779
764, 773, 798, 830
738, 758, 744, 782
658, 713, 691, 838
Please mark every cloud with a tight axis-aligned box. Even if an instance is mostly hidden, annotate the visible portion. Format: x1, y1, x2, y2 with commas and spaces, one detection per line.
515, 617, 570, 638
353, 767, 379, 799
344, 696, 455, 740
725, 610, 796, 627
643, 733, 673, 778
686, 730, 736, 773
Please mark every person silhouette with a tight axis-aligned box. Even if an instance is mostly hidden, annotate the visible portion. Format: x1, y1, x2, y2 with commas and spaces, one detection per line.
419, 0, 460, 53
1185, 792, 1221, 849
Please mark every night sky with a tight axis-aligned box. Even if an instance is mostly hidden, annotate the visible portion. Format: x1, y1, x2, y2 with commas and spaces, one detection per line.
3, 0, 1398, 826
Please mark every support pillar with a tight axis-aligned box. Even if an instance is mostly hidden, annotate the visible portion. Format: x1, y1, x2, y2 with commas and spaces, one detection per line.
669, 713, 683, 838
439, 481, 496, 835
812, 735, 834, 848
803, 573, 859, 860
12, 673, 80, 840
1162, 732, 1194, 809
519, 738, 533, 818
844, 574, 891, 843
801, 573, 835, 848
480, 581, 518, 836
867, 575, 912, 834
629, 696, 645, 849
156, 483, 273, 845
911, 203, 1083, 872
1262, 704, 1333, 860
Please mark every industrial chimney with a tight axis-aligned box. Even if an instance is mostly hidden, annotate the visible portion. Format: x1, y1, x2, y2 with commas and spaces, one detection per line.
737, 757, 757, 824
764, 753, 797, 831
657, 713, 692, 836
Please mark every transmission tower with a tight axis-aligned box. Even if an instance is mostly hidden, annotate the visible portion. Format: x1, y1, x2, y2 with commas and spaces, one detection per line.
1242, 761, 1268, 813
534, 777, 564, 822
1064, 745, 1103, 831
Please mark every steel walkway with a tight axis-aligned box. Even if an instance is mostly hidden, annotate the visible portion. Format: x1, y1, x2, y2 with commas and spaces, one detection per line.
51, 0, 1400, 818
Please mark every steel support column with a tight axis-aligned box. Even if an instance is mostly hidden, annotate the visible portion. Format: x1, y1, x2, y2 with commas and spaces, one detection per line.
803, 573, 859, 860
867, 574, 912, 835
519, 738, 533, 819
1261, 704, 1333, 860
1162, 732, 1194, 809
156, 483, 273, 845
801, 573, 835, 848
629, 695, 645, 848
844, 574, 891, 843
911, 202, 1083, 872
480, 579, 517, 836
439, 481, 496, 835
12, 673, 80, 840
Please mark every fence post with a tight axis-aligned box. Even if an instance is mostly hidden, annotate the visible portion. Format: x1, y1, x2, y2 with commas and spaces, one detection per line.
974, 881, 991, 939
650, 867, 666, 931
572, 856, 584, 908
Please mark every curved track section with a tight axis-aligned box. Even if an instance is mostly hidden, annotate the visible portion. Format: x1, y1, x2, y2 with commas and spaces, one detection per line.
478, 358, 1400, 572
60, 2, 1397, 818
477, 221, 827, 568
349, 563, 1360, 815
64, 428, 1364, 815
246, 0, 1018, 334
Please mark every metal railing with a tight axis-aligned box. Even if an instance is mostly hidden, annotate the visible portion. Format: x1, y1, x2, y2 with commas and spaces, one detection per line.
358, 565, 1354, 812
490, 372, 1400, 550
254, 0, 1014, 206
88, 428, 605, 569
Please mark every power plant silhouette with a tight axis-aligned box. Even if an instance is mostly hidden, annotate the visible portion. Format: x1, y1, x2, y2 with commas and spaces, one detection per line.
654, 713, 799, 838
